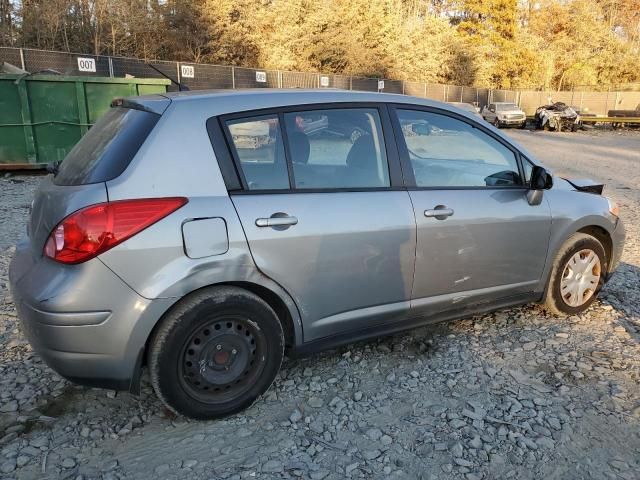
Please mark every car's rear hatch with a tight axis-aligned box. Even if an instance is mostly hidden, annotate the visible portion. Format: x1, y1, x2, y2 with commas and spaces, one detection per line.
28, 97, 169, 254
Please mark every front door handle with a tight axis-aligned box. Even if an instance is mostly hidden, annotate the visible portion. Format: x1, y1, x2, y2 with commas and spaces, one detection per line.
255, 215, 298, 227
424, 206, 454, 220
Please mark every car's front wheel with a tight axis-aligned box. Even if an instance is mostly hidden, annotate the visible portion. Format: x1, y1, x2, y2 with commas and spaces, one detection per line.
148, 286, 284, 420
544, 233, 607, 316
493, 118, 501, 128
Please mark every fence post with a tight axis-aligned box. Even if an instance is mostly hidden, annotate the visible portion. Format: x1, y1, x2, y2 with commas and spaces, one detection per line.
349, 76, 353, 90
176, 62, 181, 85
579, 91, 583, 112
402, 80, 405, 95
108, 57, 114, 78
19, 48, 26, 70
231, 66, 235, 89
424, 83, 427, 98
278, 71, 282, 89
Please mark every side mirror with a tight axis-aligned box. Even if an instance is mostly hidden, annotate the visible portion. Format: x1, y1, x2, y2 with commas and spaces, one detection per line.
527, 166, 553, 206
530, 165, 553, 190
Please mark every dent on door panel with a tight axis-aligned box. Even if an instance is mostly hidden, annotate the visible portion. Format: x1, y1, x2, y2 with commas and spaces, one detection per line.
410, 189, 552, 314
231, 191, 417, 341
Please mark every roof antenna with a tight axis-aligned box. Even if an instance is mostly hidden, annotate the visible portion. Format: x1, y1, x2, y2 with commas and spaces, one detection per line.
145, 62, 190, 91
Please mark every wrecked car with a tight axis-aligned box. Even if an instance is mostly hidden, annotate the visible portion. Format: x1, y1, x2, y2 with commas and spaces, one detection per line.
535, 102, 581, 132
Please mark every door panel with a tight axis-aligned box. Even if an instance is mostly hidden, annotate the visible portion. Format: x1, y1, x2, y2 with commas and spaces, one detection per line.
231, 192, 416, 341
409, 189, 551, 315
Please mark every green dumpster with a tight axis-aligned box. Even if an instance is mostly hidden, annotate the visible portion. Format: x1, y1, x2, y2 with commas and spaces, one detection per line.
0, 74, 170, 168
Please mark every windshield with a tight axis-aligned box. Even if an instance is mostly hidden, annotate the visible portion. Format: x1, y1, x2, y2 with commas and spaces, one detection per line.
496, 103, 519, 111
54, 107, 159, 186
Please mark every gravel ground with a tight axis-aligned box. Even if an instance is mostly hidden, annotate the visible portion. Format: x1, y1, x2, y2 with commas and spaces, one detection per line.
1, 129, 639, 480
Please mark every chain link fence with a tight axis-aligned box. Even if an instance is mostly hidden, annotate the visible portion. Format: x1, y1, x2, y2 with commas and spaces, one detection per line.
2, 46, 637, 115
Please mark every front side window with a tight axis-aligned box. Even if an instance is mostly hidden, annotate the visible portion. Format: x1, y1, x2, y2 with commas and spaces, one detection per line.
522, 157, 534, 185
226, 115, 288, 190
395, 109, 522, 188
283, 108, 390, 189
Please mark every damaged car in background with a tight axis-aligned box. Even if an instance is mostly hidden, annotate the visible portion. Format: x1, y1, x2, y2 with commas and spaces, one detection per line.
535, 102, 581, 132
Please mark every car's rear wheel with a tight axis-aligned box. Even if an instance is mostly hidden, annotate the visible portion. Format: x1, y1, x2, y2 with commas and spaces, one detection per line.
544, 233, 607, 316
148, 286, 284, 420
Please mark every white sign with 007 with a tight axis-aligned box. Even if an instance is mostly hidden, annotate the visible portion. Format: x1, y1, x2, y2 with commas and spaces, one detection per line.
77, 57, 96, 73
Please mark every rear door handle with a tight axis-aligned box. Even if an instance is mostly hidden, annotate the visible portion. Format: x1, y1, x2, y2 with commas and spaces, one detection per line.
424, 207, 454, 219
255, 215, 298, 227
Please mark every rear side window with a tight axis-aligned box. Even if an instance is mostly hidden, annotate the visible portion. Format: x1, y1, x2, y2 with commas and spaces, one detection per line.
225, 115, 289, 190
54, 107, 159, 186
283, 108, 390, 189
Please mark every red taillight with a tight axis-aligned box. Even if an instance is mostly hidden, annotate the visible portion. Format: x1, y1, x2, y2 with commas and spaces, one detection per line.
44, 197, 187, 264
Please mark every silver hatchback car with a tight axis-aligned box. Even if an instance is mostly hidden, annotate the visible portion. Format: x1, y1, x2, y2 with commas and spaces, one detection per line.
9, 90, 625, 419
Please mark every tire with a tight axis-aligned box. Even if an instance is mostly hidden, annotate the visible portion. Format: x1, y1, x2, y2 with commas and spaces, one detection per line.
519, 121, 527, 129
543, 233, 607, 316
148, 286, 284, 420
493, 118, 500, 128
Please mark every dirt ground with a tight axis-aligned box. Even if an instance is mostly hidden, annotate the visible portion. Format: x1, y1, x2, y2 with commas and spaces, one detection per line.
0, 128, 639, 480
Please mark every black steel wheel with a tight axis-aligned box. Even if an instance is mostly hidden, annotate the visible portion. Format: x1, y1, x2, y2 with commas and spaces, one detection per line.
179, 316, 266, 404
149, 286, 284, 420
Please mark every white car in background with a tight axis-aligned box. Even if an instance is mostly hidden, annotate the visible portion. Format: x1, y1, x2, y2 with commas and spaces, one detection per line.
482, 102, 527, 128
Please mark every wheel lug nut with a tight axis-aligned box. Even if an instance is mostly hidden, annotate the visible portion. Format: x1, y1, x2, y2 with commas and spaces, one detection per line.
232, 349, 237, 354
216, 345, 222, 350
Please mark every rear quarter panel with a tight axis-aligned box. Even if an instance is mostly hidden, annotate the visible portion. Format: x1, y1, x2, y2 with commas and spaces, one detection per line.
102, 101, 304, 344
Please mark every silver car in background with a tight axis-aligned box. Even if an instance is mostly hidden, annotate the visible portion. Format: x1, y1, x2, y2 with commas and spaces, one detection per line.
9, 90, 625, 419
482, 102, 527, 128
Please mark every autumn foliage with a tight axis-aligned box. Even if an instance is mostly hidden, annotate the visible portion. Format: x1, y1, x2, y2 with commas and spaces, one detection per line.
1, 0, 638, 89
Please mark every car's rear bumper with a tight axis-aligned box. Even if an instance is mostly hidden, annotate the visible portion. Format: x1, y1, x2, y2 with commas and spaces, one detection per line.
9, 238, 173, 392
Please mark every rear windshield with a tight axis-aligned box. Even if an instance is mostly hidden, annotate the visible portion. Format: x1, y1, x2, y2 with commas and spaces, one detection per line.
54, 106, 159, 185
